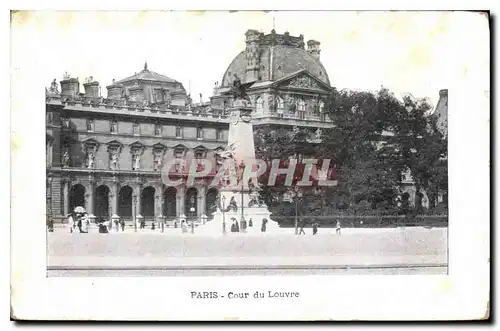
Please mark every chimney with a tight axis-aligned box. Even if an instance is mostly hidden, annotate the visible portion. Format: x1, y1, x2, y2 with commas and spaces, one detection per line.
307, 39, 321, 60
245, 29, 262, 83
83, 77, 100, 98
106, 79, 123, 100
60, 77, 80, 99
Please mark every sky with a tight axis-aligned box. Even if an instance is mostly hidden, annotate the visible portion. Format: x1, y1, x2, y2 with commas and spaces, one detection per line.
11, 11, 489, 107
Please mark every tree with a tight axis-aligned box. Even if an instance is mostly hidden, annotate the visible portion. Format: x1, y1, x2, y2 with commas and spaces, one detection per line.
394, 96, 448, 211
319, 88, 404, 212
254, 87, 448, 217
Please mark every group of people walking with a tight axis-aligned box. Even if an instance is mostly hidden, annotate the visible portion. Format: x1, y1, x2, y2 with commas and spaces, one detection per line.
297, 219, 342, 235
67, 211, 90, 233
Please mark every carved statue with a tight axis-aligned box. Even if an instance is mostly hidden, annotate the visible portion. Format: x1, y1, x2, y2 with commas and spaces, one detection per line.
63, 71, 70, 79
314, 128, 322, 140
61, 152, 70, 167
87, 152, 94, 169
267, 95, 276, 112
154, 155, 162, 171
227, 196, 238, 212
248, 192, 259, 207
285, 95, 296, 112
229, 74, 249, 101
111, 153, 118, 169
132, 154, 141, 170
215, 143, 235, 160
49, 79, 59, 94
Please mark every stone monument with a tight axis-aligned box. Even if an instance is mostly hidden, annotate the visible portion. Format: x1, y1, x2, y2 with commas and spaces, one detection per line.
197, 79, 280, 235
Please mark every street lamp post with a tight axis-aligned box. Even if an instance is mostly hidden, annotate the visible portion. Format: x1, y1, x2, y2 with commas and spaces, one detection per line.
295, 195, 298, 235
293, 188, 302, 235
133, 195, 137, 232
239, 161, 245, 233
190, 196, 195, 234
222, 195, 226, 234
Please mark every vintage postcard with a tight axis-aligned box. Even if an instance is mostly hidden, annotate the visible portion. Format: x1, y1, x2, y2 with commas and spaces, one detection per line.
10, 9, 489, 321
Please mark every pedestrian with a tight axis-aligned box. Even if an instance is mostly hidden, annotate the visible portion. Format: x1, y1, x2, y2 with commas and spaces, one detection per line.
120, 219, 125, 231
47, 218, 54, 232
299, 219, 306, 235
336, 220, 341, 236
98, 219, 109, 233
76, 213, 84, 233
312, 222, 318, 235
230, 218, 239, 232
151, 221, 156, 231
248, 218, 253, 227
261, 218, 268, 233
68, 213, 75, 234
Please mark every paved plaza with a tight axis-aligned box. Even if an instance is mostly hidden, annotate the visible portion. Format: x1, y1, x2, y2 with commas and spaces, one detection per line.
47, 226, 447, 275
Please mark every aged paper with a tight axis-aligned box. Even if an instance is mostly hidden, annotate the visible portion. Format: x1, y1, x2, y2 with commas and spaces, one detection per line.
10, 7, 489, 321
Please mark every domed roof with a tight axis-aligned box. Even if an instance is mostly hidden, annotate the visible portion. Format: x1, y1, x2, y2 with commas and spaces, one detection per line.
221, 45, 330, 87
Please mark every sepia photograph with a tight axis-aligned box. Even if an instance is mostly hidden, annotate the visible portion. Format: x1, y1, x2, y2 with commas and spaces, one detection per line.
10, 8, 489, 321
43, 11, 448, 277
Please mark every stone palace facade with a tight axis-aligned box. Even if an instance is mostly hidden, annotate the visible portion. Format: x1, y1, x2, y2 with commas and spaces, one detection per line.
45, 29, 447, 224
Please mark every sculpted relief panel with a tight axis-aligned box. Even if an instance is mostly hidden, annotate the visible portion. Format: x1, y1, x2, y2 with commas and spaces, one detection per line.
287, 75, 322, 89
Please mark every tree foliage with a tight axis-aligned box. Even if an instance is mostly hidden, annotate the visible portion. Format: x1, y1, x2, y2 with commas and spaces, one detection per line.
254, 87, 448, 216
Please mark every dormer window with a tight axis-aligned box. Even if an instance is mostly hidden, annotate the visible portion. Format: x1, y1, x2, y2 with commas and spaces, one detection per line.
255, 96, 264, 113
298, 99, 306, 112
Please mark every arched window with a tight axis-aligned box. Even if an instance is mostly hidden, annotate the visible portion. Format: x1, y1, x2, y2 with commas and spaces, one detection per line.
297, 99, 306, 119
276, 97, 284, 116
298, 99, 306, 112
255, 96, 264, 113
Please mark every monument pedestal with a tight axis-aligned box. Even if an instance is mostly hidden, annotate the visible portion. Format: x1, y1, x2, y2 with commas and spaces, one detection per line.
196, 99, 281, 236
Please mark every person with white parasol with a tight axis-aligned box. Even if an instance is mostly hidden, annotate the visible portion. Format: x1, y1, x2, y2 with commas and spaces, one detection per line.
73, 206, 87, 233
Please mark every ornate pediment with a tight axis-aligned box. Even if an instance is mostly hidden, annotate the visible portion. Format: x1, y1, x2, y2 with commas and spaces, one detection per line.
129, 141, 145, 155
173, 144, 187, 157
81, 138, 99, 154
106, 140, 123, 153
152, 142, 167, 156
194, 145, 208, 158
287, 75, 322, 89
273, 70, 331, 92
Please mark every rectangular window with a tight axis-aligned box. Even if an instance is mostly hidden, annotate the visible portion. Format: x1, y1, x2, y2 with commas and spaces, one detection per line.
175, 126, 182, 138
154, 123, 162, 136
216, 129, 223, 141
133, 121, 140, 135
110, 120, 117, 134
86, 119, 94, 132
196, 127, 203, 140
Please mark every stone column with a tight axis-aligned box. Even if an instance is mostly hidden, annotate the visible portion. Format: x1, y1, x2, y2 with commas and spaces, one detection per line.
197, 186, 206, 219
177, 186, 185, 218
111, 181, 119, 216
87, 176, 95, 215
63, 179, 70, 216
135, 184, 142, 216
158, 190, 164, 217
